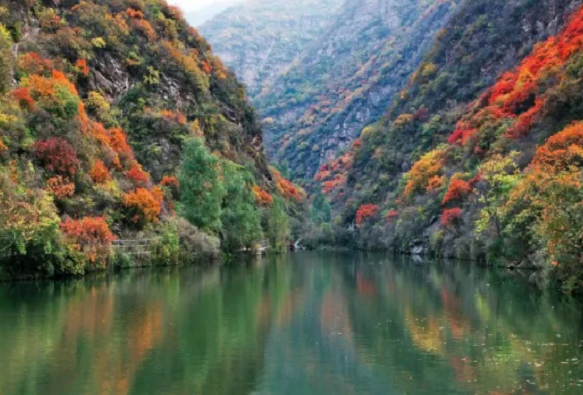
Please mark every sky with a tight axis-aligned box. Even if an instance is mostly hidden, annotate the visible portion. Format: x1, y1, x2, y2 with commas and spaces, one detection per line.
171, 0, 230, 12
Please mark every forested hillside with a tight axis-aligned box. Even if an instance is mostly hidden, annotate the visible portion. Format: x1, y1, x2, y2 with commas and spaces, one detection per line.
200, 0, 343, 97
315, 0, 583, 290
258, 0, 461, 180
0, 0, 304, 279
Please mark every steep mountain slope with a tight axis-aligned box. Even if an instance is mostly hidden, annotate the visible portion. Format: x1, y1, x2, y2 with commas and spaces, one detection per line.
0, 0, 303, 278
258, 0, 462, 180
316, 0, 583, 289
200, 0, 343, 97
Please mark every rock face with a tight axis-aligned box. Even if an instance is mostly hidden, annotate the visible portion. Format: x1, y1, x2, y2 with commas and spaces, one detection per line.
200, 0, 343, 98
255, 0, 462, 180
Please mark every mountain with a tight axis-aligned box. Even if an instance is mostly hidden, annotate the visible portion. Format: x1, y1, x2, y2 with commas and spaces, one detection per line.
252, 0, 461, 180
0, 0, 303, 278
314, 0, 583, 289
200, 0, 343, 98
185, 1, 241, 27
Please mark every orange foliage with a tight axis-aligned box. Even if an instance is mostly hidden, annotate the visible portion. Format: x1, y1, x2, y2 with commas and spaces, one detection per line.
160, 176, 179, 187
0, 138, 7, 153
126, 8, 145, 19
441, 208, 463, 227
159, 109, 187, 125
356, 204, 380, 225
202, 60, 212, 75
75, 59, 90, 76
253, 185, 273, 206
133, 19, 157, 41
273, 169, 304, 202
90, 160, 111, 184
22, 70, 78, 108
46, 176, 75, 199
109, 127, 134, 163
442, 179, 472, 205
126, 163, 150, 187
61, 217, 117, 263
426, 175, 446, 192
532, 122, 583, 170
151, 186, 165, 206
404, 149, 443, 197
123, 188, 161, 224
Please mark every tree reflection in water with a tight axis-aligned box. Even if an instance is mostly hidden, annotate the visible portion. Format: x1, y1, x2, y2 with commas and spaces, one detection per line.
0, 253, 582, 395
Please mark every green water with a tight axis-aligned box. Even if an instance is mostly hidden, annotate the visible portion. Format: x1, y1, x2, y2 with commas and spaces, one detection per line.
1, 252, 583, 395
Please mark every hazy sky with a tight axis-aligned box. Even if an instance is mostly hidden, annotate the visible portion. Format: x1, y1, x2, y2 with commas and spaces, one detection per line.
171, 0, 230, 12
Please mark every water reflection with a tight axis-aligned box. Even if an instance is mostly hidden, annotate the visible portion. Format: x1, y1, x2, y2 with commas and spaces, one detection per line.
0, 253, 582, 395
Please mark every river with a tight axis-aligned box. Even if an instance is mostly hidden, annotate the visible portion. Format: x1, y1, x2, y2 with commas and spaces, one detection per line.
1, 252, 583, 395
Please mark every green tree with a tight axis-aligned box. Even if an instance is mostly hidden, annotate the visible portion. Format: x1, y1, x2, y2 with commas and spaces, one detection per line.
220, 160, 263, 252
311, 192, 331, 225
178, 137, 226, 233
268, 197, 290, 253
0, 24, 12, 94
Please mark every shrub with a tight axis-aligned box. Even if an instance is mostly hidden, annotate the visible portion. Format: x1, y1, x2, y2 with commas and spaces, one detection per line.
123, 188, 161, 225
60, 216, 116, 264
356, 204, 380, 225
90, 160, 111, 184
441, 208, 463, 227
33, 138, 80, 176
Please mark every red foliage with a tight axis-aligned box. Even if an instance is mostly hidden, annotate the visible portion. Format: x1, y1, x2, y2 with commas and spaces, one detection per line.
441, 208, 463, 227
60, 217, 117, 263
126, 163, 150, 188
17, 52, 54, 76
386, 210, 399, 222
11, 88, 35, 110
123, 188, 161, 224
90, 160, 111, 184
447, 5, 583, 151
356, 204, 380, 225
442, 179, 472, 205
33, 138, 80, 176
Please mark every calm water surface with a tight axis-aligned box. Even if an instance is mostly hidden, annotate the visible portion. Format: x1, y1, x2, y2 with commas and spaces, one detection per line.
1, 252, 583, 395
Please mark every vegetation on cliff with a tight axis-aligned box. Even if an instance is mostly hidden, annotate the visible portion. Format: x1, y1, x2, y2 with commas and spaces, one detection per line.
0, 0, 304, 279
313, 0, 583, 291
